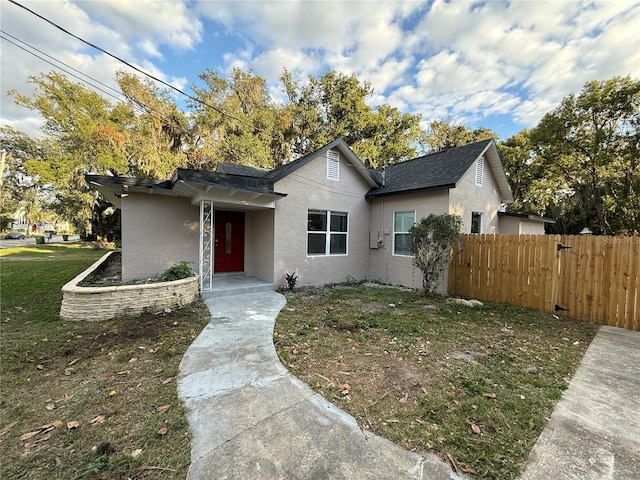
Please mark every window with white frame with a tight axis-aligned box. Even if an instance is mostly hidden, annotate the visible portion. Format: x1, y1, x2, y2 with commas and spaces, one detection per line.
471, 211, 483, 233
393, 211, 415, 256
475, 156, 484, 186
307, 210, 348, 255
327, 151, 339, 181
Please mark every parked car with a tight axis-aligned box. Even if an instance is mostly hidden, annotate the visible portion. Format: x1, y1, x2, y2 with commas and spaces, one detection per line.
4, 232, 26, 239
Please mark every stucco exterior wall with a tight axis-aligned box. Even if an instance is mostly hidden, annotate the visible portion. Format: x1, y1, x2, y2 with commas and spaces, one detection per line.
273, 149, 372, 287
121, 193, 199, 282
244, 209, 275, 283
449, 155, 502, 234
368, 190, 450, 291
498, 216, 546, 235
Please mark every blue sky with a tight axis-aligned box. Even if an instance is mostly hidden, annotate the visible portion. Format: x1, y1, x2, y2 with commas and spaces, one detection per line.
1, 0, 639, 142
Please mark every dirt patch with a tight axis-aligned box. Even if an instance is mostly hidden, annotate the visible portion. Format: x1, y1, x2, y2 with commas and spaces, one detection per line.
274, 283, 599, 479
79, 251, 122, 286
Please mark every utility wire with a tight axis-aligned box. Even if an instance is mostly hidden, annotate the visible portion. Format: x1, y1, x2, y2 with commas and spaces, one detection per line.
1, 30, 191, 137
8, 0, 254, 130
1, 29, 122, 98
1, 33, 125, 105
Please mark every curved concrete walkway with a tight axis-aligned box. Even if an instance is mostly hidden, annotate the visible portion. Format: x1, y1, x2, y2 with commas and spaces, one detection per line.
178, 291, 465, 480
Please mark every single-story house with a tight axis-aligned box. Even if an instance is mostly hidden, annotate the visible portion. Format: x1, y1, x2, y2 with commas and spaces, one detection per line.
87, 138, 544, 291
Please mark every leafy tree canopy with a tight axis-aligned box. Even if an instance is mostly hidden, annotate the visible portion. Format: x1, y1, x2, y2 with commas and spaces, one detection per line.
500, 76, 640, 235
423, 119, 497, 153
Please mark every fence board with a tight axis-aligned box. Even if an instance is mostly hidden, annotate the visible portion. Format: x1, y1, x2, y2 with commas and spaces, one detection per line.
449, 234, 640, 331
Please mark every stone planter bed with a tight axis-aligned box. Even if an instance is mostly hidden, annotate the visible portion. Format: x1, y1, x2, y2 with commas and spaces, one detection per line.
60, 251, 199, 321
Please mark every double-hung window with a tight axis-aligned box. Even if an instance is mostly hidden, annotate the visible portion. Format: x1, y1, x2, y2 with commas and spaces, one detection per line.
393, 211, 415, 256
307, 210, 348, 256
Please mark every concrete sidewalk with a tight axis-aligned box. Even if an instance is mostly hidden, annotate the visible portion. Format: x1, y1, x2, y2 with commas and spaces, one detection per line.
520, 326, 640, 480
178, 290, 465, 480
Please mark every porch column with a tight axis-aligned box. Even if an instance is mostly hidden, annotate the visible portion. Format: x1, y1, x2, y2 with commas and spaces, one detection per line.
199, 200, 214, 290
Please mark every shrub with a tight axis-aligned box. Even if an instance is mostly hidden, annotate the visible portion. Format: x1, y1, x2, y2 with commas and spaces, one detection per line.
162, 261, 194, 281
410, 213, 462, 296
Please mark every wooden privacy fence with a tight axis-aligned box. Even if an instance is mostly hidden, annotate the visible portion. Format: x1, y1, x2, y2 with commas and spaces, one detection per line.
448, 234, 640, 331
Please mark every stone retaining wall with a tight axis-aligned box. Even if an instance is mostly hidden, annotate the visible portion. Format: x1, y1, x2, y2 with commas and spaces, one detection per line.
61, 251, 200, 321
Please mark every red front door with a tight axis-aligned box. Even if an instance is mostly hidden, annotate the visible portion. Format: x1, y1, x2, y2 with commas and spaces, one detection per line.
214, 211, 245, 273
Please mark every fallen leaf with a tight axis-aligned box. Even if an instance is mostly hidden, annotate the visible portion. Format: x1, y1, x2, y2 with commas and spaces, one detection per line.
36, 364, 44, 370
339, 383, 351, 395
460, 463, 477, 474
52, 420, 63, 428
20, 430, 41, 441
162, 377, 176, 385
482, 392, 497, 399
0, 421, 18, 436
471, 423, 481, 434
156, 427, 168, 435
128, 357, 138, 363
90, 415, 105, 425
156, 405, 171, 414
108, 390, 117, 397
399, 396, 408, 403
67, 421, 80, 430
67, 358, 81, 366
131, 448, 143, 459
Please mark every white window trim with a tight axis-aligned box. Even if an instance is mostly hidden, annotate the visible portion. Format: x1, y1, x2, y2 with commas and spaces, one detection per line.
327, 151, 340, 181
307, 209, 349, 257
475, 156, 484, 186
393, 210, 416, 257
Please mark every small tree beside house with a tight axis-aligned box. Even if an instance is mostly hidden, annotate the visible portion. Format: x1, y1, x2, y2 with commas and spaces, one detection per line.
410, 213, 462, 296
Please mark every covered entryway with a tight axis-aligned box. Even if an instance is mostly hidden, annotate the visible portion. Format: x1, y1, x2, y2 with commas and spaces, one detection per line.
214, 210, 245, 273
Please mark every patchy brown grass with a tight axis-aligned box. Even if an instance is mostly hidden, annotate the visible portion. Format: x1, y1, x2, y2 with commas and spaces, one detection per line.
0, 244, 210, 479
274, 283, 599, 479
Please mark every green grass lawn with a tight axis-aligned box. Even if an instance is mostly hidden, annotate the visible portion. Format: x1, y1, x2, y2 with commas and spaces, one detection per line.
274, 284, 599, 479
0, 244, 210, 480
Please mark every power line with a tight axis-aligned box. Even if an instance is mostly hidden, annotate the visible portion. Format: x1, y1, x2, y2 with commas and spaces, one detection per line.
1, 33, 125, 105
1, 30, 190, 137
0, 30, 123, 102
7, 0, 254, 130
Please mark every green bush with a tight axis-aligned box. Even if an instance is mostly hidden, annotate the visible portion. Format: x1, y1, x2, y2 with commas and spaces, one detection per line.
161, 261, 194, 281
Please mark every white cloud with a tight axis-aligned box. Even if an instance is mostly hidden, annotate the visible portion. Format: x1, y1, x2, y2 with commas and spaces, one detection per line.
2, 0, 639, 141
79, 0, 203, 51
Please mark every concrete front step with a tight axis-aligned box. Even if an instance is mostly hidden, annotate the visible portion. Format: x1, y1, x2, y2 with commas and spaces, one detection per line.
206, 274, 275, 298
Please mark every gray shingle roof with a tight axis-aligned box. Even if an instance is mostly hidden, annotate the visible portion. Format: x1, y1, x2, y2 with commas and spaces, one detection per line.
366, 139, 493, 198
216, 163, 269, 178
